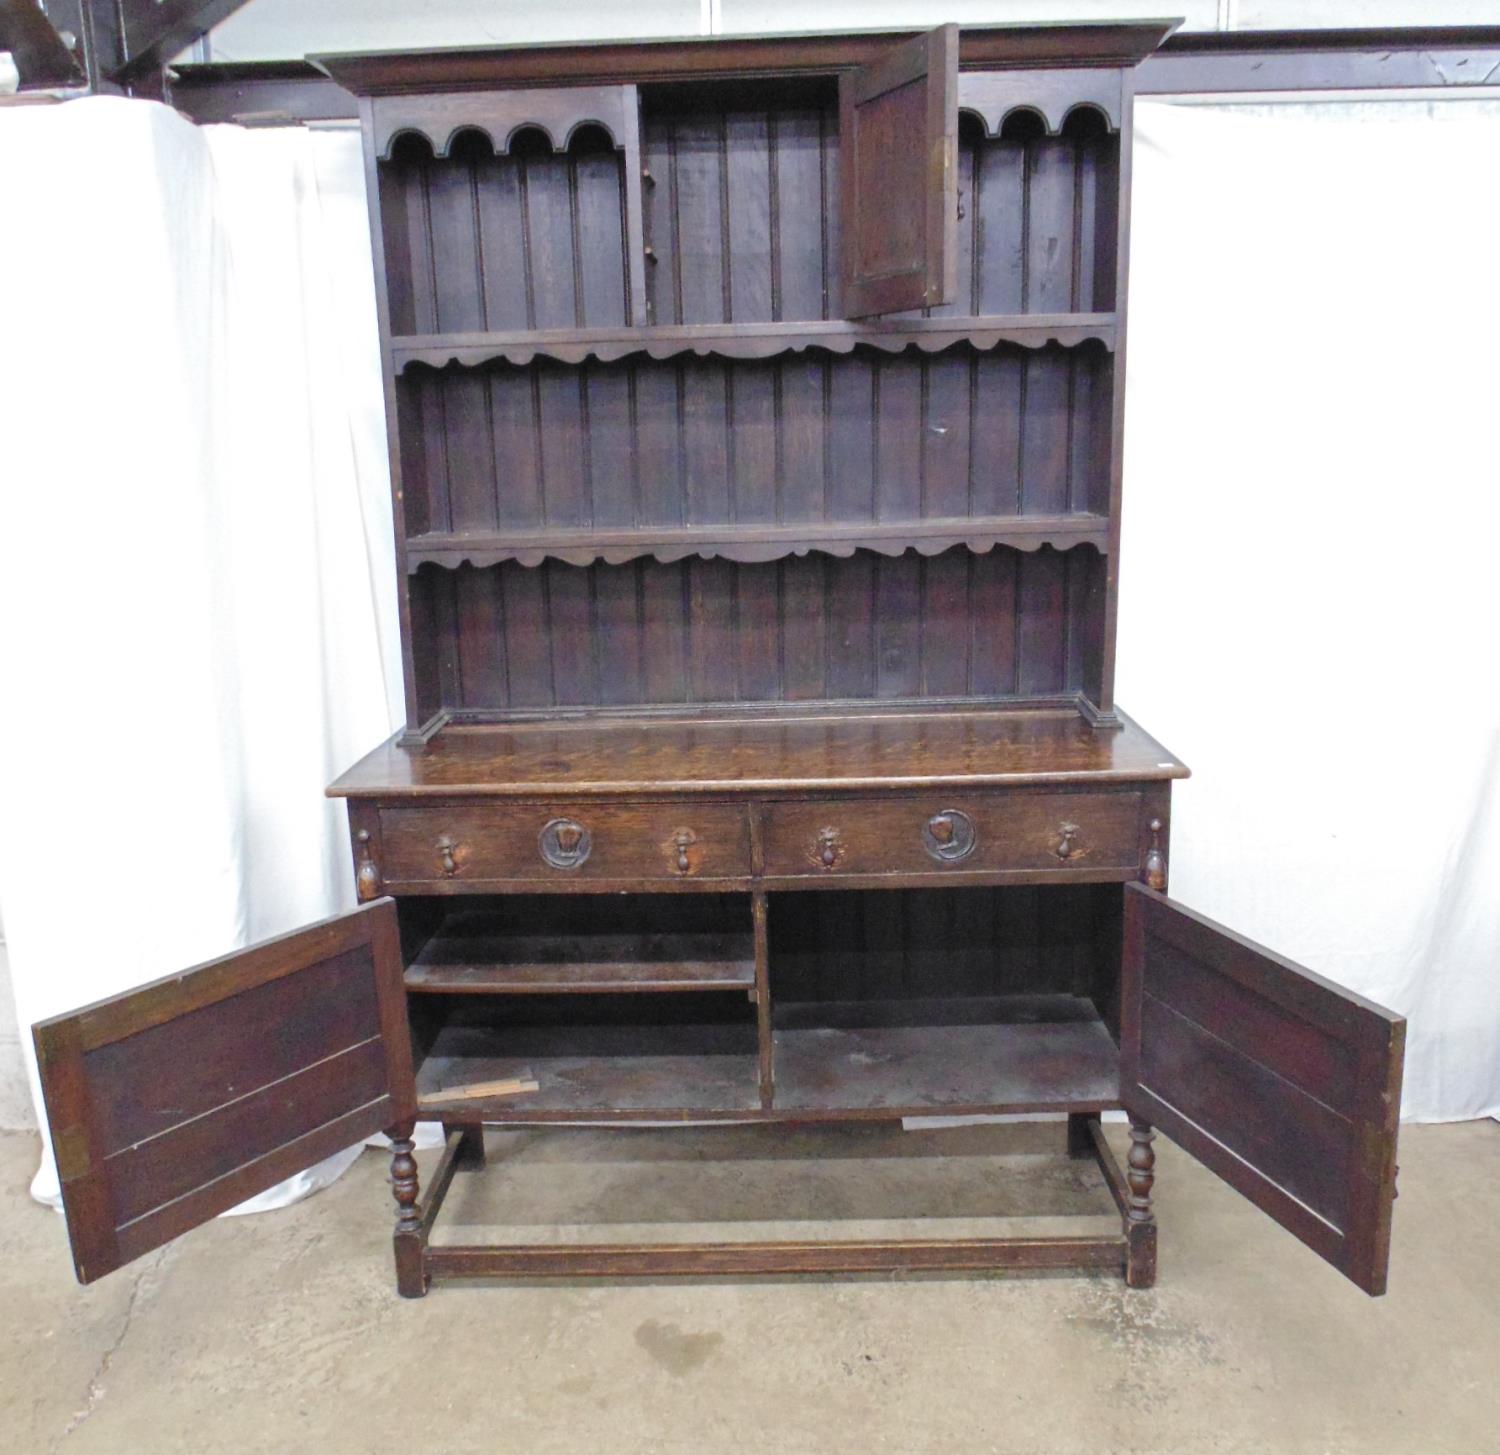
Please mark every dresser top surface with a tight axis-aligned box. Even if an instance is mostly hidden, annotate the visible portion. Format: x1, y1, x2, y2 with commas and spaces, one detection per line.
328, 708, 1187, 800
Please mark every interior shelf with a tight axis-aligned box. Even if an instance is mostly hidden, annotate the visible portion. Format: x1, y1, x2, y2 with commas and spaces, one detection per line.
391, 313, 1117, 371
406, 923, 756, 996
405, 514, 1111, 570
773, 995, 1120, 1116
415, 1021, 762, 1119
411, 992, 1119, 1121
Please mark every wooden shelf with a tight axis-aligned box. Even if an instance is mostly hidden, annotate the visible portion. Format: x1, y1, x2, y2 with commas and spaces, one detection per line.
415, 1021, 761, 1119
405, 514, 1110, 570
773, 996, 1121, 1116
406, 930, 756, 995
391, 313, 1116, 371
411, 995, 1119, 1120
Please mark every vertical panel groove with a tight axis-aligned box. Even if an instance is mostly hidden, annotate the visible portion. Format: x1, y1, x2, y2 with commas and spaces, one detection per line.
918, 362, 930, 519
1020, 137, 1033, 310
468, 158, 488, 330
725, 369, 739, 524
1065, 353, 1078, 514
1015, 360, 1029, 514
494, 566, 511, 707
567, 152, 585, 325
668, 124, 684, 325
517, 155, 537, 330
964, 550, 976, 695
817, 108, 831, 319
617, 148, 634, 323
435, 388, 453, 533
965, 353, 978, 515
672, 366, 688, 525
1011, 555, 1023, 696
627, 365, 642, 527
717, 114, 733, 323
768, 111, 783, 322
419, 168, 438, 333
633, 561, 647, 701
578, 371, 595, 527
483, 371, 499, 528
528, 372, 547, 526
540, 564, 558, 706
969, 133, 983, 314
1061, 551, 1073, 688
820, 360, 832, 521
1071, 141, 1085, 314
586, 564, 603, 703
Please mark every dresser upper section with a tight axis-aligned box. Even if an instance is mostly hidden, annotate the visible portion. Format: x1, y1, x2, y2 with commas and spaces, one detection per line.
326, 22, 1177, 741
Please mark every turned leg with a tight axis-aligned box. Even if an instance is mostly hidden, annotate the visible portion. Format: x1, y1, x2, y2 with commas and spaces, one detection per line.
1066, 1113, 1094, 1158
1124, 1116, 1157, 1289
443, 1121, 487, 1170
387, 1120, 427, 1298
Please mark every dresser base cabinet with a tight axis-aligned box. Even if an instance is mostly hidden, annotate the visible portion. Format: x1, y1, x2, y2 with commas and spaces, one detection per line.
31, 742, 1405, 1300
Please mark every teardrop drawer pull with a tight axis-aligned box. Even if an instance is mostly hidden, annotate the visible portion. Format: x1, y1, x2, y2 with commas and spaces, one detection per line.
814, 827, 844, 870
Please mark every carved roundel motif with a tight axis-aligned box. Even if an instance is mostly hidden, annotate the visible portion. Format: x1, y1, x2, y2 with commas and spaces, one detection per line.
922, 809, 978, 863
539, 817, 592, 870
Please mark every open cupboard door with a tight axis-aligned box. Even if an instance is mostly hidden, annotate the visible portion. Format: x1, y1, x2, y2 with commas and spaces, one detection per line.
1121, 883, 1404, 1295
839, 24, 959, 317
32, 901, 415, 1284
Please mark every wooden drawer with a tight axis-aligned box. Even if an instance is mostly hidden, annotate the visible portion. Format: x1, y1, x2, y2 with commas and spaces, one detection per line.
761, 791, 1143, 880
377, 803, 752, 887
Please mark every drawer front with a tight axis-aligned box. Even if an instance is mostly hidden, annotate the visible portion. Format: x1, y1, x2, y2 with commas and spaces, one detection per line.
762, 791, 1143, 879
379, 803, 752, 886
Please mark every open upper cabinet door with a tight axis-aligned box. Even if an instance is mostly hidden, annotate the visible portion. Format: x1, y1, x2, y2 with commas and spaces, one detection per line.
839, 24, 959, 318
32, 901, 415, 1284
1122, 883, 1405, 1295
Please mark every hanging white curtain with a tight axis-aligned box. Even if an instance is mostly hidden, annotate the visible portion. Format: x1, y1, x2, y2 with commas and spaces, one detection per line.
0, 98, 403, 1208
1122, 99, 1500, 1123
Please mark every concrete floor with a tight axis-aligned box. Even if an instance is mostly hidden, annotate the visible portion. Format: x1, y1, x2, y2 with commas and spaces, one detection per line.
2, 1119, 1498, 1455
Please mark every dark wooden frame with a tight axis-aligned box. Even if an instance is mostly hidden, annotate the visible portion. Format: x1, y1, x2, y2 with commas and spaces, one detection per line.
1121, 884, 1405, 1295
26, 19, 1410, 1305
32, 901, 415, 1284
838, 24, 958, 318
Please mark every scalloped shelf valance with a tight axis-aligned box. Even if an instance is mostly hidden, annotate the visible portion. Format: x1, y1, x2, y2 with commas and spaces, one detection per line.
404, 515, 1110, 570
957, 68, 1123, 137
373, 84, 639, 160
391, 314, 1116, 372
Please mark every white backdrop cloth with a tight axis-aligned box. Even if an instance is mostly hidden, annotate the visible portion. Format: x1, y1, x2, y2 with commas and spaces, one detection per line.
0, 94, 1497, 1230
1123, 100, 1500, 1123
0, 98, 405, 1210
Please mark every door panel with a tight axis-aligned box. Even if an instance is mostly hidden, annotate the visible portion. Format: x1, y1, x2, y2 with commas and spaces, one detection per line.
1121, 883, 1404, 1295
33, 900, 415, 1284
839, 24, 958, 317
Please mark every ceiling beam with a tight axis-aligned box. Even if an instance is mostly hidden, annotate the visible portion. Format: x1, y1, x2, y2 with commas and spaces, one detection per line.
113, 0, 254, 81
0, 0, 86, 87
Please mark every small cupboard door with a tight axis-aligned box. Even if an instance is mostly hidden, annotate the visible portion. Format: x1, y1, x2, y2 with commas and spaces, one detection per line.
839, 24, 959, 317
1121, 883, 1405, 1295
32, 900, 415, 1284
